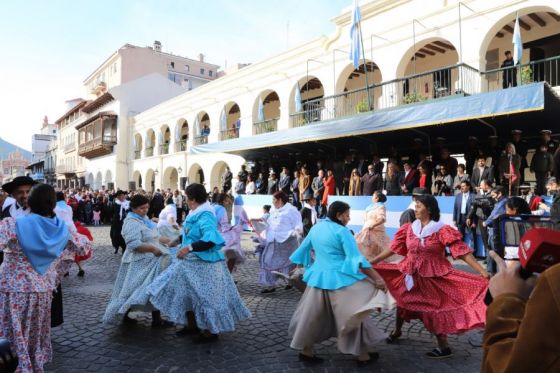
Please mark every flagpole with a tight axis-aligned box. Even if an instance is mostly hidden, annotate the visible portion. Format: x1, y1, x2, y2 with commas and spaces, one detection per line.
358, 21, 372, 110
509, 154, 513, 197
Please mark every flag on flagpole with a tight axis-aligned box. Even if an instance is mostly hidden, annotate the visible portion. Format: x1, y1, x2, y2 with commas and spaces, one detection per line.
295, 82, 302, 113
349, 0, 362, 69
512, 13, 522, 65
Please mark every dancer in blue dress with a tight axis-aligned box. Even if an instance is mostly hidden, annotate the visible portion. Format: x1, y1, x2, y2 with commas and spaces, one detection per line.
148, 183, 251, 343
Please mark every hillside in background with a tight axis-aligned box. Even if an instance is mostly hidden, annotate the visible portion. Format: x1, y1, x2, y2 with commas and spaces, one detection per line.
0, 137, 32, 160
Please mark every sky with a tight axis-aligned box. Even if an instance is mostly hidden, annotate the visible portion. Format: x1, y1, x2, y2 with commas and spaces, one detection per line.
0, 0, 351, 151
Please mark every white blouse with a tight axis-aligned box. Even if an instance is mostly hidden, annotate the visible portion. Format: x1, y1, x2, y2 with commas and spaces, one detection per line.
266, 203, 303, 243
245, 181, 256, 194
157, 204, 177, 228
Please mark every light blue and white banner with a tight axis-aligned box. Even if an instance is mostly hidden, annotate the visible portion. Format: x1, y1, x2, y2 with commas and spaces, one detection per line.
233, 194, 455, 239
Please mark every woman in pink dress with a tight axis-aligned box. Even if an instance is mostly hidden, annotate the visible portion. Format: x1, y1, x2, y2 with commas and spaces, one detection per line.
355, 191, 391, 261
371, 194, 490, 358
0, 184, 92, 372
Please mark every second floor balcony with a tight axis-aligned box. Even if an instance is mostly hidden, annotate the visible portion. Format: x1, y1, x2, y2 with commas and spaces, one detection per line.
219, 128, 239, 141
145, 146, 154, 157
253, 118, 278, 135
176, 140, 187, 152
159, 143, 170, 155
56, 164, 75, 174
76, 113, 118, 159
194, 135, 208, 145
78, 135, 117, 159
63, 142, 76, 153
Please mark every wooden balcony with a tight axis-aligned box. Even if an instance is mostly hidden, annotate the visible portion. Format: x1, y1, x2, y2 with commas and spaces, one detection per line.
78, 135, 117, 159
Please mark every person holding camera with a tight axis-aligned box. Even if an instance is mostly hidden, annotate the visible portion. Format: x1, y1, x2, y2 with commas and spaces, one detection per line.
483, 186, 508, 272
482, 253, 560, 372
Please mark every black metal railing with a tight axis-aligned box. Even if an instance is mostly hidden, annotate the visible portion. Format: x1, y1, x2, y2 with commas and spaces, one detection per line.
176, 140, 187, 152
159, 143, 169, 155
481, 55, 560, 92
194, 135, 208, 145
253, 118, 278, 134
145, 147, 154, 157
134, 150, 141, 159
289, 63, 481, 127
219, 128, 239, 140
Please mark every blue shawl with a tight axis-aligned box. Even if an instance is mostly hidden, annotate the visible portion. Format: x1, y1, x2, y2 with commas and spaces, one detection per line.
128, 211, 157, 229
15, 214, 70, 275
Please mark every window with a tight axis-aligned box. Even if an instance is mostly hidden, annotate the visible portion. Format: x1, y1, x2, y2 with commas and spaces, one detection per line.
170, 61, 175, 69
113, 63, 117, 73
209, 70, 213, 77
185, 65, 190, 72
200, 68, 205, 75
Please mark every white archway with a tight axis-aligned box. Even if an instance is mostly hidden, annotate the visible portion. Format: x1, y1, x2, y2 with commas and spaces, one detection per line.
145, 169, 155, 192
162, 167, 179, 191
210, 161, 229, 191
188, 163, 205, 185
132, 170, 142, 190
95, 172, 103, 190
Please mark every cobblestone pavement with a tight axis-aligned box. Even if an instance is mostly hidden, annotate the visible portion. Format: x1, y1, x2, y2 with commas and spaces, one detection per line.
45, 226, 483, 373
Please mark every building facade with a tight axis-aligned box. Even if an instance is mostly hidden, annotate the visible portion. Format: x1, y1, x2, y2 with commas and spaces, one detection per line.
54, 42, 219, 190
0, 150, 30, 185
126, 0, 560, 193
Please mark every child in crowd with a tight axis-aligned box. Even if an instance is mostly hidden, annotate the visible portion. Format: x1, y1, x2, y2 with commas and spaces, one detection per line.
92, 207, 101, 226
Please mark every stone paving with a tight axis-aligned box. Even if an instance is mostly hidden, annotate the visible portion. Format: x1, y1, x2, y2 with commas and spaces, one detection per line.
45, 226, 483, 373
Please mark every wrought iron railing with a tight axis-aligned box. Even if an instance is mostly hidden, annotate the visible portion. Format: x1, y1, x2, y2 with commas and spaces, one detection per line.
194, 135, 208, 145
159, 143, 169, 155
134, 150, 141, 159
481, 55, 560, 92
219, 128, 239, 141
145, 147, 154, 157
290, 63, 481, 127
253, 118, 278, 135
176, 140, 187, 152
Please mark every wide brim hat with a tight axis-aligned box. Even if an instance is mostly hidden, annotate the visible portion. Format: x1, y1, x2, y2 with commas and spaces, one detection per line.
114, 190, 127, 197
1, 176, 37, 194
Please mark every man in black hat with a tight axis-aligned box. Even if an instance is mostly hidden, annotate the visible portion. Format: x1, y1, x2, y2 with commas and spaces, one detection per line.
110, 190, 129, 254
511, 130, 528, 184
0, 176, 36, 220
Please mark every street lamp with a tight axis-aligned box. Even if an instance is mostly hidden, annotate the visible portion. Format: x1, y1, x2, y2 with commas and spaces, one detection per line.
154, 169, 159, 176
177, 166, 182, 175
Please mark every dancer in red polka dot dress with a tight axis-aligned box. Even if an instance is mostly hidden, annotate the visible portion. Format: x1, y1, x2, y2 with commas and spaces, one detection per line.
372, 195, 490, 359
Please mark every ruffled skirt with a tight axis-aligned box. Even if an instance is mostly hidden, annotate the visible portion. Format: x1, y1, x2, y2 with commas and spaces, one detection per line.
221, 225, 245, 268
289, 279, 387, 356
102, 255, 170, 322
375, 263, 488, 335
355, 227, 391, 261
147, 256, 251, 334
259, 236, 298, 286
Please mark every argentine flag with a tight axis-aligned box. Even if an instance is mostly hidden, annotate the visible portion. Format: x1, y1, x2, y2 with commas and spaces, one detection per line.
349, 0, 362, 69
512, 14, 522, 65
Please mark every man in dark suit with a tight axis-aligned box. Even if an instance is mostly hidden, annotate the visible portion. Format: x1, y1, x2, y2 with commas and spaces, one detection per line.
399, 162, 419, 195
361, 164, 382, 196
278, 167, 291, 195
453, 180, 475, 240
471, 156, 495, 192
110, 190, 129, 254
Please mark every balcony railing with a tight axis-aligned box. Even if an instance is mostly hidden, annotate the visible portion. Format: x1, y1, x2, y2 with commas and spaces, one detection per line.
145, 147, 154, 157
78, 135, 117, 159
176, 140, 187, 152
481, 55, 560, 92
253, 118, 278, 135
219, 128, 239, 141
159, 143, 169, 155
290, 63, 481, 127
134, 150, 141, 159
56, 165, 75, 174
194, 135, 208, 145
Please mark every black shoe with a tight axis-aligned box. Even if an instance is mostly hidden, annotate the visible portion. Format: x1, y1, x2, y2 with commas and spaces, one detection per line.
151, 319, 175, 328
192, 333, 219, 344
122, 315, 138, 325
356, 352, 379, 367
426, 347, 453, 359
77, 270, 85, 277
386, 330, 401, 344
176, 327, 200, 336
284, 285, 293, 290
114, 247, 118, 254
298, 353, 323, 364
260, 288, 276, 294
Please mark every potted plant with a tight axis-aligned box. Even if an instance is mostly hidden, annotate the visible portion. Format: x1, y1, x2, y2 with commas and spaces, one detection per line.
355, 99, 370, 113
521, 66, 533, 84
403, 91, 426, 104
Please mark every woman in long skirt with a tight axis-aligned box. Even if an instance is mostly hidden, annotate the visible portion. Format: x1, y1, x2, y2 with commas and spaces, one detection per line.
102, 194, 174, 326
148, 183, 250, 343
259, 191, 303, 293
0, 184, 92, 372
289, 201, 387, 367
372, 195, 490, 358
214, 193, 245, 273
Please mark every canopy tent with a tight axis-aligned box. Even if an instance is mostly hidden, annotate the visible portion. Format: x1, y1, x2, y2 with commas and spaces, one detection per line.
190, 82, 560, 160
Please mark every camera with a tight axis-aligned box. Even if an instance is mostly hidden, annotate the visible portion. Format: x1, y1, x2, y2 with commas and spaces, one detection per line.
471, 195, 494, 216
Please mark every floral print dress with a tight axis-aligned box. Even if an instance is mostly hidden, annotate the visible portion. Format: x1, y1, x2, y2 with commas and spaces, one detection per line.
0, 218, 91, 373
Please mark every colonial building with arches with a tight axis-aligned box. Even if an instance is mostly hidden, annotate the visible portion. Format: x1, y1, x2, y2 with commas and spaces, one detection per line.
127, 0, 560, 193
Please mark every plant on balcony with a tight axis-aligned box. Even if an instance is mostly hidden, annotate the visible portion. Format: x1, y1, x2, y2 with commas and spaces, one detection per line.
521, 66, 533, 84
355, 99, 370, 113
403, 91, 426, 104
